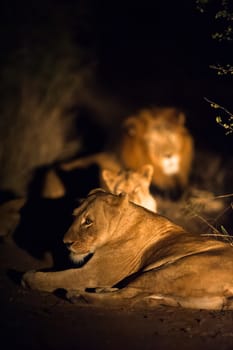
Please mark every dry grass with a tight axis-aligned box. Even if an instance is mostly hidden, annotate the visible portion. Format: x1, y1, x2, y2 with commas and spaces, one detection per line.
184, 192, 233, 245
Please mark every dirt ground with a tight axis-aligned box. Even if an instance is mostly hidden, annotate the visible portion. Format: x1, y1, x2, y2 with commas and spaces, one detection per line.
1, 149, 233, 350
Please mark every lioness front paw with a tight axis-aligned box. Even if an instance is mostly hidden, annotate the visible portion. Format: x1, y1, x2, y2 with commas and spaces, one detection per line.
21, 270, 37, 289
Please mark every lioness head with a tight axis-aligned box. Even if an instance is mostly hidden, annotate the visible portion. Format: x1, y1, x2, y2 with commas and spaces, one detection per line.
101, 164, 157, 212
63, 189, 130, 264
119, 107, 194, 196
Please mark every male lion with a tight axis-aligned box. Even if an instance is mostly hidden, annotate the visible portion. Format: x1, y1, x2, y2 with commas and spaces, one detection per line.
22, 189, 233, 310
118, 107, 194, 198
61, 107, 194, 199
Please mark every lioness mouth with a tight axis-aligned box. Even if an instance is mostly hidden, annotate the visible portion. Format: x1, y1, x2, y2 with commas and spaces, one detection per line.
70, 251, 93, 267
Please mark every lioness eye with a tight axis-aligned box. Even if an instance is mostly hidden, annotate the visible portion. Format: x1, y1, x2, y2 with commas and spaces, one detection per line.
83, 217, 92, 226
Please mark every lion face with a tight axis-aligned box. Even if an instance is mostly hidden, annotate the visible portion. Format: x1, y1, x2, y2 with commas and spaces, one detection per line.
101, 164, 157, 212
144, 128, 183, 176
120, 107, 194, 194
63, 190, 129, 264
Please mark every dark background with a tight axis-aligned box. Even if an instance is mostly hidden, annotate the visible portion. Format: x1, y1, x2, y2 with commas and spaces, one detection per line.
0, 0, 232, 195
1, 0, 232, 137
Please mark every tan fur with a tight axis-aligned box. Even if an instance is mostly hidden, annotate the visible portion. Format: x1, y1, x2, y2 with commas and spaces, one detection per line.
41, 169, 66, 199
61, 152, 121, 173
101, 164, 157, 212
118, 107, 194, 193
61, 107, 194, 197
22, 189, 233, 310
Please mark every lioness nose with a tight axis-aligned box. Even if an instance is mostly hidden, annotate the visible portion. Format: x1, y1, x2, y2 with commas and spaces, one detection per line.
64, 241, 73, 250
165, 153, 172, 158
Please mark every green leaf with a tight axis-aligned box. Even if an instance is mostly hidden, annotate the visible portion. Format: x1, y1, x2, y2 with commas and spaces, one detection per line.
220, 225, 229, 235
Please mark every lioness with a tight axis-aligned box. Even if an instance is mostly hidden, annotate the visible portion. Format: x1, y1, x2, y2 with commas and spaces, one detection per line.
101, 164, 157, 212
22, 189, 233, 310
61, 107, 194, 199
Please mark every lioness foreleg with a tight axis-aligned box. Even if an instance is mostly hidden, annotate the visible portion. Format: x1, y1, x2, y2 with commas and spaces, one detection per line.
22, 269, 87, 292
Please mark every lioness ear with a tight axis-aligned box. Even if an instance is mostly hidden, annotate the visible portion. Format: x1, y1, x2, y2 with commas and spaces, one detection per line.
118, 192, 129, 207
105, 192, 129, 207
122, 116, 137, 136
139, 164, 154, 182
88, 188, 106, 196
177, 112, 186, 125
73, 207, 80, 216
101, 169, 117, 191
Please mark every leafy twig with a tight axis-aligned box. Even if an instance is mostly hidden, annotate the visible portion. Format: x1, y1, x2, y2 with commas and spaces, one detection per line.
204, 97, 233, 134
